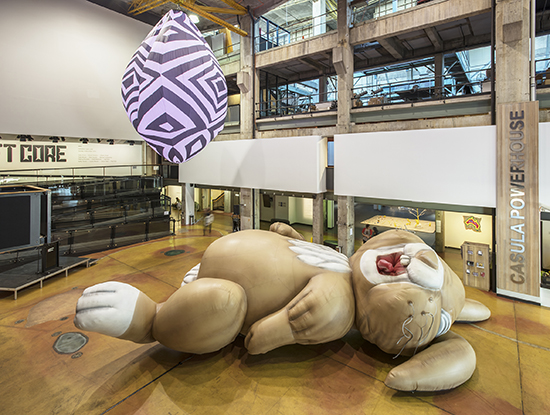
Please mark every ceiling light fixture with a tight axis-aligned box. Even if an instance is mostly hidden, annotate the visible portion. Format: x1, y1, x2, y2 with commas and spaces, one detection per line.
17, 134, 33, 142
189, 14, 199, 24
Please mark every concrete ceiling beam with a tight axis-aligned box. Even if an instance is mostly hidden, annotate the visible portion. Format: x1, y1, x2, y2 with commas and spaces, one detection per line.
350, 0, 491, 45
298, 57, 329, 74
378, 37, 406, 60
425, 27, 443, 50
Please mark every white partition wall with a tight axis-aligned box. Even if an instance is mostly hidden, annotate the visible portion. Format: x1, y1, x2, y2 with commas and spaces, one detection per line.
0, 0, 151, 140
540, 122, 550, 209
178, 136, 328, 194
0, 139, 144, 175
334, 126, 497, 208
444, 211, 494, 249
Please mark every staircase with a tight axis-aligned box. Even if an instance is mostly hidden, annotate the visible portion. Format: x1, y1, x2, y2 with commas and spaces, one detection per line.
212, 192, 225, 211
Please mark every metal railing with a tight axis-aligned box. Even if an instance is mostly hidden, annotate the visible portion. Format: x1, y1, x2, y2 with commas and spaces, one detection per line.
204, 34, 241, 66
55, 215, 175, 255
203, 1, 433, 57
351, 68, 490, 107
255, 16, 292, 52
352, 0, 429, 26
0, 204, 175, 259
254, 11, 337, 53
0, 242, 49, 272
256, 91, 338, 118
51, 195, 171, 230
255, 68, 490, 118
0, 164, 165, 186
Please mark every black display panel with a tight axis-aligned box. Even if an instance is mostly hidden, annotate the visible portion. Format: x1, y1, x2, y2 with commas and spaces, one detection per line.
40, 193, 49, 238
0, 196, 31, 250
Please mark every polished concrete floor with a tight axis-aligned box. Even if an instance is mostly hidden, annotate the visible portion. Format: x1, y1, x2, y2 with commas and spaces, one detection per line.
1, 212, 549, 414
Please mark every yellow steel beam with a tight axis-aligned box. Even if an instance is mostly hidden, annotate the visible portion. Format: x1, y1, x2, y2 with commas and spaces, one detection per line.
224, 27, 234, 53
172, 0, 248, 36
197, 6, 247, 15
129, 0, 170, 15
217, 0, 247, 13
129, 0, 248, 37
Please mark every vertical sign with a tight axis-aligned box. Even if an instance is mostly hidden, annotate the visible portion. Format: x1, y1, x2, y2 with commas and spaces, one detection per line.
496, 101, 540, 299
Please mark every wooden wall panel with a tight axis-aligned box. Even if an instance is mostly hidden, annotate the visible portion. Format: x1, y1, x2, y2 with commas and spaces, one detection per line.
496, 102, 540, 298
462, 242, 491, 291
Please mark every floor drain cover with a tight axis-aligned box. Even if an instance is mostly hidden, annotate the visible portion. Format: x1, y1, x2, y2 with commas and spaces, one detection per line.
53, 332, 88, 354
164, 249, 185, 256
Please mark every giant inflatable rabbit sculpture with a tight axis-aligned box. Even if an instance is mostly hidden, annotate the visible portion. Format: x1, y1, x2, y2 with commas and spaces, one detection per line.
75, 224, 490, 392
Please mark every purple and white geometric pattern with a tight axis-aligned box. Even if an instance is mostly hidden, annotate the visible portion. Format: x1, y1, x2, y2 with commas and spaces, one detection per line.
121, 10, 227, 163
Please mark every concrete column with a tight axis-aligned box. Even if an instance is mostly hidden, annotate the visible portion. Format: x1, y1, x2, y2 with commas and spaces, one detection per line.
337, 195, 355, 257
434, 53, 444, 98
240, 187, 259, 230
198, 188, 211, 211
495, 0, 531, 104
143, 144, 157, 176
494, 0, 540, 300
223, 191, 231, 213
319, 74, 328, 102
205, 188, 212, 209
434, 210, 445, 254
238, 15, 255, 140
253, 189, 260, 229
232, 191, 240, 214
181, 183, 195, 225
334, 0, 353, 134
335, 0, 354, 257
312, 193, 325, 244
197, 188, 205, 211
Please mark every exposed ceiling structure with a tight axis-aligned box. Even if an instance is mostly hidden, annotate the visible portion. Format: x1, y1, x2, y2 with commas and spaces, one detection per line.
88, 0, 289, 33
90, 0, 550, 91
264, 0, 337, 28
258, 10, 495, 89
257, 1, 550, 89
